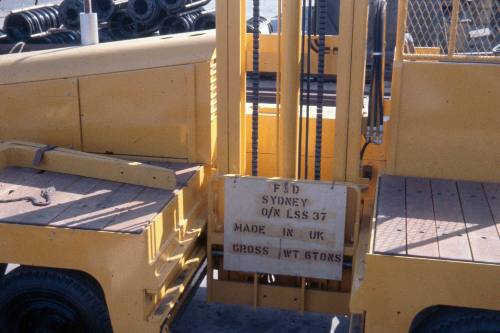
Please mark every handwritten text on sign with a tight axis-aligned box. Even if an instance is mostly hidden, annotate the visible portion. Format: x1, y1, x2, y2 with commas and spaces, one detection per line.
223, 177, 347, 280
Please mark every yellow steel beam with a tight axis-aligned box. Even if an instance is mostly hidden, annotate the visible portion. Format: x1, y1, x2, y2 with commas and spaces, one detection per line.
216, 0, 247, 174
278, 0, 302, 179
0, 141, 177, 190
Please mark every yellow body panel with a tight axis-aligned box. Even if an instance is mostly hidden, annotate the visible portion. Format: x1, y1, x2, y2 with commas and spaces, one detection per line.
80, 65, 195, 159
0, 34, 217, 164
0, 79, 81, 149
388, 61, 500, 183
351, 252, 500, 333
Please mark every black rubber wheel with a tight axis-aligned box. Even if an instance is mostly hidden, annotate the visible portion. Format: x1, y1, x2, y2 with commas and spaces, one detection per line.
415, 308, 500, 333
0, 267, 112, 333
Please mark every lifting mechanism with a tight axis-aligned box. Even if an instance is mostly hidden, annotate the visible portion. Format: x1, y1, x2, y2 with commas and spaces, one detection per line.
0, 0, 498, 332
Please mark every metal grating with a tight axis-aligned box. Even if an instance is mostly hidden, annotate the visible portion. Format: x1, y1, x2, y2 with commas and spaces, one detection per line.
403, 0, 499, 59
456, 0, 499, 55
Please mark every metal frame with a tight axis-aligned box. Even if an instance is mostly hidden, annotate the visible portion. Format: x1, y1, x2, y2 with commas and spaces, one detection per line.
397, 0, 500, 63
211, 0, 371, 313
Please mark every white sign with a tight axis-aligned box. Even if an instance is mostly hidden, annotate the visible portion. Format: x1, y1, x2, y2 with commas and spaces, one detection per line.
223, 177, 347, 280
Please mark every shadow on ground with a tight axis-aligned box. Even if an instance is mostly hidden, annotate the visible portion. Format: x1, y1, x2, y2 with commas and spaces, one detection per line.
172, 281, 350, 333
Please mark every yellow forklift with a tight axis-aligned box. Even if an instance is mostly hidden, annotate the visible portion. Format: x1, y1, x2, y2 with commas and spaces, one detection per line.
0, 0, 498, 332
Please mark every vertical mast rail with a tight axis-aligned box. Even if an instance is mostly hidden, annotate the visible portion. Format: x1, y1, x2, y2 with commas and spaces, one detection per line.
279, 0, 302, 179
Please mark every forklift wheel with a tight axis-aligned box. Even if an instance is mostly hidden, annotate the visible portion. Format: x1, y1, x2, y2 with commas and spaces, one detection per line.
414, 308, 500, 333
0, 267, 112, 333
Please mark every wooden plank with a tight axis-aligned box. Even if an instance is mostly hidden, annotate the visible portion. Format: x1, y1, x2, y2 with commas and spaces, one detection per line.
458, 181, 500, 264
431, 179, 472, 261
79, 183, 146, 231
0, 164, 191, 234
0, 172, 71, 223
32, 176, 100, 224
4, 142, 177, 190
0, 167, 38, 196
374, 175, 407, 255
483, 183, 500, 239
405, 177, 439, 258
0, 171, 77, 224
103, 188, 173, 233
48, 180, 123, 230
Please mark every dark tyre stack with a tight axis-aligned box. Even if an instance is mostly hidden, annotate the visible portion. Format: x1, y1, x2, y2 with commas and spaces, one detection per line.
1, 0, 217, 53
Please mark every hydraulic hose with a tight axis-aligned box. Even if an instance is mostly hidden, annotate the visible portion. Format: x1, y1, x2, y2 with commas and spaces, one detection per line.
363, 0, 386, 160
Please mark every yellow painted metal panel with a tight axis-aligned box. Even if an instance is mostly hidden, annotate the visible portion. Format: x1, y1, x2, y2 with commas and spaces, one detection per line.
194, 61, 218, 164
80, 65, 195, 159
0, 34, 216, 85
278, 0, 302, 178
332, 0, 356, 181
391, 61, 500, 183
210, 279, 350, 314
345, 0, 369, 184
351, 253, 500, 333
215, 0, 230, 173
0, 79, 81, 149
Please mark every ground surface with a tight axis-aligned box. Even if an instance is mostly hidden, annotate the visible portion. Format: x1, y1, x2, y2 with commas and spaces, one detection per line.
171, 278, 349, 333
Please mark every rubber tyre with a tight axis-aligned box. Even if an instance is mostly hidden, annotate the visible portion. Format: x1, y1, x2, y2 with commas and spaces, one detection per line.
0, 267, 112, 333
415, 308, 500, 333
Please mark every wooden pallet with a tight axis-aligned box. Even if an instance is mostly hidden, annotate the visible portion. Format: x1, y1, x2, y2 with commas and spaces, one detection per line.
374, 175, 500, 264
0, 163, 199, 234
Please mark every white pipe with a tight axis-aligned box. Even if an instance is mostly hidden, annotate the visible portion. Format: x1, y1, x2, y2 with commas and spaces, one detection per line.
80, 13, 99, 46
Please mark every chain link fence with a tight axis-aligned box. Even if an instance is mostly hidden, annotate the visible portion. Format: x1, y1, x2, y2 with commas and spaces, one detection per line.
403, 0, 499, 59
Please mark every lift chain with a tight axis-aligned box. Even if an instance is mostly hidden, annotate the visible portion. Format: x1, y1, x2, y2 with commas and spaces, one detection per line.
251, 0, 260, 177
314, 0, 327, 181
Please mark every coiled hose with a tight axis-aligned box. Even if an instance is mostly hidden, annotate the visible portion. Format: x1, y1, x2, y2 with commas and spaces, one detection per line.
159, 10, 202, 35
109, 9, 157, 40
93, 0, 128, 22
158, 0, 211, 15
127, 0, 164, 26
193, 10, 215, 30
29, 29, 81, 44
4, 5, 60, 42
